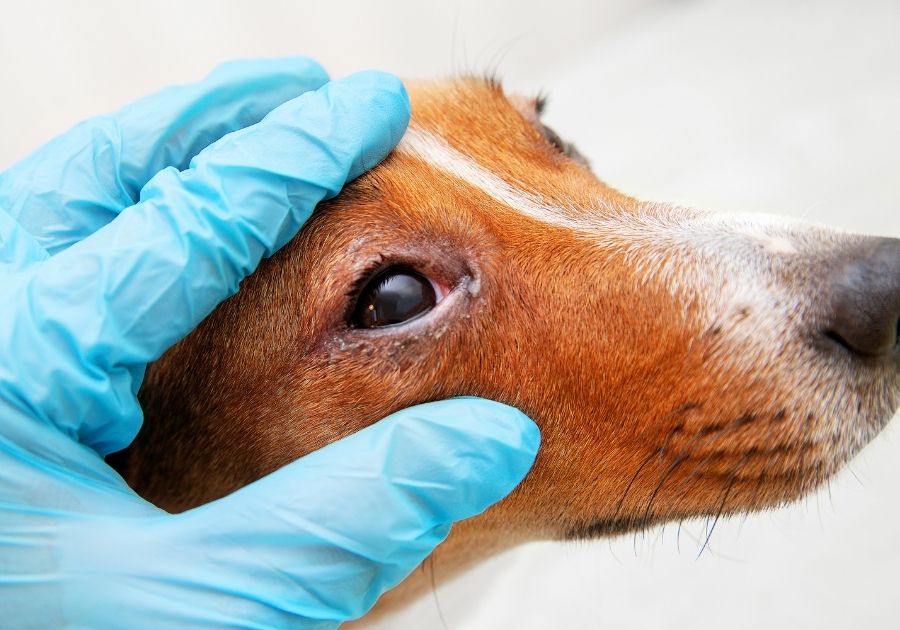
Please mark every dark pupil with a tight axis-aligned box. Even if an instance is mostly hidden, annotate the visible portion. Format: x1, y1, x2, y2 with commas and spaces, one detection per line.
353, 270, 436, 328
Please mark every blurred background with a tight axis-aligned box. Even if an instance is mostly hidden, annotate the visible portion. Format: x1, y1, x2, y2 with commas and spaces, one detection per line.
2, 1, 897, 628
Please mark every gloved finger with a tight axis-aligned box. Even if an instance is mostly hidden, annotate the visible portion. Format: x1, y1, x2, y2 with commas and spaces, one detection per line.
157, 399, 540, 626
1, 210, 49, 271
0, 57, 329, 256
0, 407, 162, 517
11, 71, 409, 453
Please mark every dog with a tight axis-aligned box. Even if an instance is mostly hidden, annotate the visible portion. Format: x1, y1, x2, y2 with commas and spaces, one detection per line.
110, 77, 900, 622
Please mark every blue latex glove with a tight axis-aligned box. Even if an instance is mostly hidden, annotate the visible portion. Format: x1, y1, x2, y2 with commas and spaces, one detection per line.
0, 58, 540, 628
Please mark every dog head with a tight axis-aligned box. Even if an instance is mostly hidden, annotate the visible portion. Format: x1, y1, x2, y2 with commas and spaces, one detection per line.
127, 78, 900, 544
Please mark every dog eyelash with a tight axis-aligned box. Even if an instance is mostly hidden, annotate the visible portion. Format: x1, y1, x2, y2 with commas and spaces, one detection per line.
345, 256, 387, 302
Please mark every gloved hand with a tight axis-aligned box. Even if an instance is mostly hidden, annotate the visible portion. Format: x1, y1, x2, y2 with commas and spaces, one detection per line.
0, 58, 540, 628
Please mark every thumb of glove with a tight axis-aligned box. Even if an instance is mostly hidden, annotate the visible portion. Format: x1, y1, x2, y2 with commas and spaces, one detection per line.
58, 398, 540, 628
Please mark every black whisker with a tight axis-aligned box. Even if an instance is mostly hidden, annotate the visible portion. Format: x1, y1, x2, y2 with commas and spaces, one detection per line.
641, 453, 689, 524
612, 449, 659, 524
696, 459, 743, 559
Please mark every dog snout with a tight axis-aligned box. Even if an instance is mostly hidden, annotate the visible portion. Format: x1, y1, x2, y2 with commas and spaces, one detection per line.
822, 237, 900, 358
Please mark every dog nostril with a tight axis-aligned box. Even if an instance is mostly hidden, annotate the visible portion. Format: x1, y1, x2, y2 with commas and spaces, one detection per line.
822, 237, 900, 358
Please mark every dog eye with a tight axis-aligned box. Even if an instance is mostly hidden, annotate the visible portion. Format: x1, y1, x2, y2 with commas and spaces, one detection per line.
352, 268, 437, 328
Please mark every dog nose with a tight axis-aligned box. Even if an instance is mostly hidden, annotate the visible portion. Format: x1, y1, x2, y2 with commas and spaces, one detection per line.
824, 237, 900, 358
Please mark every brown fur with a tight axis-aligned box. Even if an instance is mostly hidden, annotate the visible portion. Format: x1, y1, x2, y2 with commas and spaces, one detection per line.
111, 78, 900, 620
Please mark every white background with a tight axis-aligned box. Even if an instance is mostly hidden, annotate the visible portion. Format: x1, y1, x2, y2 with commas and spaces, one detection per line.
2, 1, 897, 628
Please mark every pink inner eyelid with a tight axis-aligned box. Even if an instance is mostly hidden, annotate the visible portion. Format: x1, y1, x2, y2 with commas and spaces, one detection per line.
426, 275, 449, 303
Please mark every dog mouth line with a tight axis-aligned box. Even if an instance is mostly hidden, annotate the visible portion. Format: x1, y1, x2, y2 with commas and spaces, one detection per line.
566, 467, 836, 541
567, 403, 898, 542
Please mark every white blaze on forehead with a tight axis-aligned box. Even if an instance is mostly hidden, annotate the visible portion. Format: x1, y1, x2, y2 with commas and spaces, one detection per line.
396, 127, 717, 287
397, 126, 590, 230
395, 126, 829, 312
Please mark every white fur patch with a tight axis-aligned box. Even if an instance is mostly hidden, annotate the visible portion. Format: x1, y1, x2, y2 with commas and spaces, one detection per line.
397, 124, 883, 451
396, 126, 837, 329
397, 127, 593, 229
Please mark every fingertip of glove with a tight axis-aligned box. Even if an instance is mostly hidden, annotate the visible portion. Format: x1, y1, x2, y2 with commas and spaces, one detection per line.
389, 397, 541, 490
340, 70, 410, 115
329, 70, 411, 156
441, 397, 541, 453
403, 398, 540, 517
471, 400, 541, 483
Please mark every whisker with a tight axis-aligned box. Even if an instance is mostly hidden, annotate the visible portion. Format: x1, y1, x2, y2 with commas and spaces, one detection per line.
846, 463, 865, 486
641, 453, 688, 524
696, 454, 745, 559
676, 519, 684, 553
427, 554, 449, 630
606, 537, 622, 566
612, 448, 659, 524
642, 410, 743, 524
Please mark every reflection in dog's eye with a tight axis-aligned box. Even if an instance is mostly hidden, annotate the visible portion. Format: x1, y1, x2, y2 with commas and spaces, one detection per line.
352, 268, 437, 328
